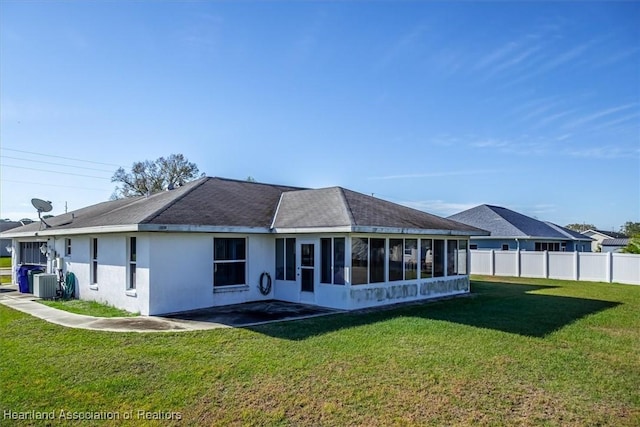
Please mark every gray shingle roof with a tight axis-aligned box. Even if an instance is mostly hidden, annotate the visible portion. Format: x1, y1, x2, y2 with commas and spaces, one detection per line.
3, 177, 481, 237
544, 222, 593, 241
448, 205, 592, 241
602, 238, 630, 246
586, 229, 628, 239
272, 187, 483, 233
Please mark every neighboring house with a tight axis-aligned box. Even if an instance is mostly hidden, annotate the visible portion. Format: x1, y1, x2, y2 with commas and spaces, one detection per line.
0, 221, 23, 257
1, 177, 486, 315
581, 229, 628, 252
448, 204, 593, 252
601, 238, 630, 253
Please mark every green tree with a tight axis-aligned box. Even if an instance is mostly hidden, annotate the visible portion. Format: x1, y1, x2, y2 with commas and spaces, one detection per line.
112, 154, 204, 198
565, 223, 596, 233
620, 221, 640, 237
621, 235, 640, 254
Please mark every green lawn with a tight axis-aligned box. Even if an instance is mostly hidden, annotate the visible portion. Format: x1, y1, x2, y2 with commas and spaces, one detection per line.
0, 257, 12, 284
38, 299, 139, 318
1, 277, 638, 426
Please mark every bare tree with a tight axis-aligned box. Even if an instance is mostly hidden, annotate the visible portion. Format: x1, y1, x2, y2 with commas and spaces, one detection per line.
112, 154, 204, 198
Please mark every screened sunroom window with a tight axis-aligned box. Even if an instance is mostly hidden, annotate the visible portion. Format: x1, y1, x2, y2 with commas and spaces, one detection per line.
320, 238, 346, 285
351, 238, 368, 285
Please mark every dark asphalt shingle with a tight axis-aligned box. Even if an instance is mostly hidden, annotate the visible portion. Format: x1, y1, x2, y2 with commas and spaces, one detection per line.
449, 204, 591, 241
3, 177, 483, 236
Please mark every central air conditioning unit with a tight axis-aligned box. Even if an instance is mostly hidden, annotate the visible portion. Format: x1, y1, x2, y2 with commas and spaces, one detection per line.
33, 274, 58, 298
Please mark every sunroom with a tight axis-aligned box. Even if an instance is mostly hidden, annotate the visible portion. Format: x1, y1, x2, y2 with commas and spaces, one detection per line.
270, 232, 471, 311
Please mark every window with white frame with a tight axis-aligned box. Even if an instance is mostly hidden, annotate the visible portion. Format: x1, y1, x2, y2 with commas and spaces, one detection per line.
535, 242, 560, 252
214, 238, 246, 287
351, 238, 369, 285
447, 240, 459, 276
65, 238, 71, 256
275, 238, 296, 281
351, 237, 392, 284
389, 238, 403, 281
420, 238, 433, 279
433, 239, 445, 277
91, 238, 98, 284
18, 242, 47, 265
457, 240, 468, 275
128, 237, 136, 290
388, 238, 418, 281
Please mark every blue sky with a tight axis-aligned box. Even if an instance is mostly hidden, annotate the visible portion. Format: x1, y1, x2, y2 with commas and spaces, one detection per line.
1, 1, 639, 231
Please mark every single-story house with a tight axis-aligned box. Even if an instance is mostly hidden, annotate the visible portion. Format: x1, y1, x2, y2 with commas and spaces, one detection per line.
448, 204, 593, 252
581, 229, 628, 252
601, 238, 630, 253
1, 177, 487, 315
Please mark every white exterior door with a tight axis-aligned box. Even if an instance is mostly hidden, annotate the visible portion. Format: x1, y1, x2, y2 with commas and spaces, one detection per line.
298, 240, 316, 304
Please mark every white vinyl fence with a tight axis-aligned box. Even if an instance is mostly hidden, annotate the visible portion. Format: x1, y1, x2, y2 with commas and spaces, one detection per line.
470, 250, 640, 285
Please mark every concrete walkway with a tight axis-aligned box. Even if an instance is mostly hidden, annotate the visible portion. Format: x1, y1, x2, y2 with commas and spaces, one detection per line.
0, 285, 338, 333
0, 288, 225, 332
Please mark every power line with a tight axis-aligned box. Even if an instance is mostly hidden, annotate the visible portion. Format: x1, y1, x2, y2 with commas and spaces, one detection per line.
1, 179, 109, 192
0, 147, 124, 168
1, 164, 112, 180
0, 155, 115, 174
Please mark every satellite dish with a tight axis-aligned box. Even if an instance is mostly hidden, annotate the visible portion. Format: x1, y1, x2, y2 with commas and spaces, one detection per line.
31, 198, 53, 213
31, 198, 53, 229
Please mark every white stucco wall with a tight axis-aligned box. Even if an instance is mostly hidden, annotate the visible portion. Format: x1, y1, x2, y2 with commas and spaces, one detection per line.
11, 232, 473, 315
61, 234, 150, 315
147, 233, 276, 315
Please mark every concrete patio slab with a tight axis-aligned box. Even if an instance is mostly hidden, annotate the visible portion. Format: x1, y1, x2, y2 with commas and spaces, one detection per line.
0, 285, 340, 332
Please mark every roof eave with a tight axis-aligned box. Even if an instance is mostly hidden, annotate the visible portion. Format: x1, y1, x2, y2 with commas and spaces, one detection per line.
472, 235, 592, 241
138, 224, 272, 234
1, 224, 140, 238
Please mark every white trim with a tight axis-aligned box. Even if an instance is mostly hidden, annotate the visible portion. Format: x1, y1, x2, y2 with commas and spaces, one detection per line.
140, 224, 272, 234
2, 225, 138, 238
3, 224, 484, 238
471, 235, 591, 242
273, 226, 483, 236
213, 284, 250, 293
270, 193, 285, 230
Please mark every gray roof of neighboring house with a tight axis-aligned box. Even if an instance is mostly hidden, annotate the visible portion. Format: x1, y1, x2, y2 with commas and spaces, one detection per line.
602, 238, 630, 246
544, 222, 593, 241
2, 177, 484, 237
0, 221, 22, 233
448, 204, 592, 241
583, 229, 628, 239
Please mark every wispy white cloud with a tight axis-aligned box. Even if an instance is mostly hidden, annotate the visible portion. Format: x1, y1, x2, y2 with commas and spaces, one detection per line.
469, 139, 511, 149
564, 145, 640, 160
401, 200, 480, 217
562, 103, 639, 130
0, 99, 85, 123
179, 13, 223, 49
538, 41, 593, 73
368, 169, 501, 181
590, 112, 640, 132
598, 46, 640, 67
375, 24, 428, 71
474, 41, 521, 71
